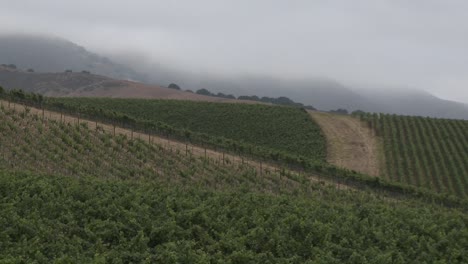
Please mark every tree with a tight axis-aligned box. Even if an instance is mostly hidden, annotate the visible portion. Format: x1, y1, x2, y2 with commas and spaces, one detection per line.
352, 110, 365, 115
196, 89, 212, 96
0, 86, 4, 96
304, 105, 316, 111
330, 108, 348, 115
27, 68, 34, 73
238, 95, 260, 101
10, 89, 26, 100
168, 83, 181, 90
65, 69, 73, 73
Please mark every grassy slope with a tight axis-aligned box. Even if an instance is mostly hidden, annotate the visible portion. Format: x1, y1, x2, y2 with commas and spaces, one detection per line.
47, 98, 327, 162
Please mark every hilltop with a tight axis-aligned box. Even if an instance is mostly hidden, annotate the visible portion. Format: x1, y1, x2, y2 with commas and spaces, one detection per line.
0, 65, 235, 102
0, 33, 144, 81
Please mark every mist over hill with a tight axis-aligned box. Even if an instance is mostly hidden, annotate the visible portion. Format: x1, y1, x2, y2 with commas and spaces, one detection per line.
1, 34, 467, 119
0, 34, 146, 82
118, 60, 468, 119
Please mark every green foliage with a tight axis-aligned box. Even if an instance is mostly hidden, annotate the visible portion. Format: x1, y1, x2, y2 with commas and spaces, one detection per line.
356, 112, 468, 198
1, 93, 468, 262
0, 170, 466, 263
168, 83, 181, 90
45, 97, 327, 162
0, 103, 316, 194
196, 88, 211, 95
3, 93, 467, 206
329, 108, 349, 115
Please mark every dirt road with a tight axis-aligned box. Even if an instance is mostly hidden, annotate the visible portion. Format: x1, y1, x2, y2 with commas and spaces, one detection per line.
308, 111, 381, 177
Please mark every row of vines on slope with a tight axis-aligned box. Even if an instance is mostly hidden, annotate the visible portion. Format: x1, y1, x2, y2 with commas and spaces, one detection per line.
357, 112, 468, 198
45, 97, 327, 162
1, 170, 467, 263
0, 102, 311, 195
1, 90, 467, 207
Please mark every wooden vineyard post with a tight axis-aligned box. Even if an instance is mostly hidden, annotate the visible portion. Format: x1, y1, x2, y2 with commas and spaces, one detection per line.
260, 161, 263, 176
204, 148, 207, 159
131, 129, 133, 140
42, 105, 45, 121
222, 152, 225, 164
113, 124, 116, 136
186, 144, 188, 156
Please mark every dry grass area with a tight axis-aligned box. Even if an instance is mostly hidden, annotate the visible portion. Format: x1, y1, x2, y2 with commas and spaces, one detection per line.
0, 67, 245, 103
308, 111, 382, 177
66, 80, 232, 102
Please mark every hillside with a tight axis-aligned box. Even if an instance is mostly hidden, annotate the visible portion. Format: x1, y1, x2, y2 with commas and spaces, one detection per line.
46, 97, 327, 162
0, 102, 467, 262
357, 112, 468, 198
0, 66, 237, 102
356, 88, 468, 120
0, 99, 308, 194
0, 34, 144, 81
1, 90, 464, 201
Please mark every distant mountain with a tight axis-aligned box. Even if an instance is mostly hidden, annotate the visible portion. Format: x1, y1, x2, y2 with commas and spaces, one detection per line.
0, 34, 146, 82
355, 88, 468, 120
1, 33, 467, 119
146, 74, 468, 119
176, 76, 382, 112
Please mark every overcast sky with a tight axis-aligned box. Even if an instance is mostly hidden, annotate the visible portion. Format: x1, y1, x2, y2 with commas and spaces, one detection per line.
1, 0, 467, 103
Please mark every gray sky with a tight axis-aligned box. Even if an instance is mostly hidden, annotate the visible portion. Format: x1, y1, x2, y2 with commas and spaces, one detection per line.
1, 0, 468, 103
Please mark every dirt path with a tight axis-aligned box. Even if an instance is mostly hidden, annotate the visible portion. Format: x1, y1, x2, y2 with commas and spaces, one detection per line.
309, 111, 381, 177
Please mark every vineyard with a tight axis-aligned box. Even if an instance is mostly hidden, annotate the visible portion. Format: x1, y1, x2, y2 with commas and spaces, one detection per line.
0, 101, 313, 195
2, 170, 467, 262
0, 94, 468, 262
1, 91, 467, 205
357, 113, 468, 198
45, 97, 327, 163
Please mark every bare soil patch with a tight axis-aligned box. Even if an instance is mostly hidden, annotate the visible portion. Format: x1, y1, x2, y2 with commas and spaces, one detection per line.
309, 111, 381, 176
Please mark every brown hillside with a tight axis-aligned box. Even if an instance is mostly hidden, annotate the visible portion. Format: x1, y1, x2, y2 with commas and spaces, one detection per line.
0, 67, 236, 102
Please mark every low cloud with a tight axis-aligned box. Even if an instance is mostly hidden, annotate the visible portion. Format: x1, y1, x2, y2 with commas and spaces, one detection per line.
1, 0, 467, 103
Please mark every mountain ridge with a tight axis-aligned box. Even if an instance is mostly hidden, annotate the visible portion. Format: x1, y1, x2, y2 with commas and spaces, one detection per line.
1, 33, 467, 119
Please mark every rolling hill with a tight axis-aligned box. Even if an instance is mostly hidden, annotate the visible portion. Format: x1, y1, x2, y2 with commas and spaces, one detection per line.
0, 65, 235, 102
0, 33, 144, 81
0, 95, 467, 262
